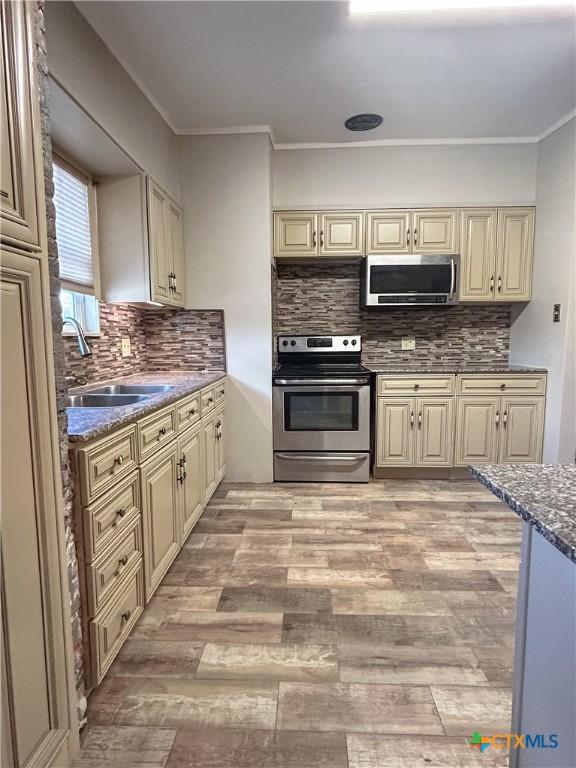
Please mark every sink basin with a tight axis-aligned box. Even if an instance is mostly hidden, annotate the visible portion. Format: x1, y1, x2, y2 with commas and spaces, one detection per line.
87, 384, 175, 395
67, 393, 150, 408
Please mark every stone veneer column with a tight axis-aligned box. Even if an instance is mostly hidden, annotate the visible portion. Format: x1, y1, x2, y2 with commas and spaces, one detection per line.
35, 0, 87, 726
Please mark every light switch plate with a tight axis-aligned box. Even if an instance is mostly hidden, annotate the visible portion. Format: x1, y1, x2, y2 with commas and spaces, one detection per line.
121, 338, 131, 357
401, 337, 416, 351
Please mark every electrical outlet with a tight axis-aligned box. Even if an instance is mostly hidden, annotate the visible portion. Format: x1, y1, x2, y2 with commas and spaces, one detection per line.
121, 338, 131, 357
553, 304, 561, 323
401, 336, 416, 351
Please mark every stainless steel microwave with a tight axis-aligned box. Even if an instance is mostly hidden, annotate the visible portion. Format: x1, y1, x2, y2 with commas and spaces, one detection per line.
361, 254, 460, 307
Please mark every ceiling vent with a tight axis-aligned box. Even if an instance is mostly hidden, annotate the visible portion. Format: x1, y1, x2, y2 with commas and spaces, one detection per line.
345, 113, 383, 131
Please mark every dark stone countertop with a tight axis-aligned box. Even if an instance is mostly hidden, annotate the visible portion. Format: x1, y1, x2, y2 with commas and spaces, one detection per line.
470, 464, 576, 564
367, 365, 548, 375
67, 370, 226, 443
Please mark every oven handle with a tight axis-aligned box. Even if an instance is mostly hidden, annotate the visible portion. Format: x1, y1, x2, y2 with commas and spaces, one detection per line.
274, 378, 369, 386
275, 453, 367, 463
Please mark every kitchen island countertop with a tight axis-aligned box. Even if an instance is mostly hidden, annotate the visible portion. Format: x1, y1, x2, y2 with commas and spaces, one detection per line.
470, 463, 576, 564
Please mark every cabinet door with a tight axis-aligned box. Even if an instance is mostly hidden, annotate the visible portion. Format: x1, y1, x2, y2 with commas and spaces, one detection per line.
147, 179, 171, 303
215, 407, 226, 484
0, 2, 42, 251
376, 398, 415, 467
454, 397, 500, 465
459, 209, 497, 301
319, 212, 364, 257
140, 443, 180, 600
1, 249, 74, 766
166, 198, 185, 306
413, 210, 459, 253
496, 208, 535, 301
415, 398, 454, 467
366, 211, 411, 254
179, 423, 204, 541
499, 397, 544, 464
274, 212, 318, 258
202, 412, 218, 504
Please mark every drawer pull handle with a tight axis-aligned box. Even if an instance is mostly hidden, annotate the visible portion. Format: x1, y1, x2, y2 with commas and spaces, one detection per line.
114, 508, 126, 523
119, 555, 129, 567
121, 610, 131, 622
189, 408, 196, 416
418, 411, 422, 427
495, 410, 500, 428
207, 397, 214, 404
503, 410, 508, 427
500, 383, 506, 390
113, 455, 124, 467
406, 229, 410, 245
490, 275, 495, 292
413, 384, 420, 391
158, 427, 167, 438
410, 410, 414, 427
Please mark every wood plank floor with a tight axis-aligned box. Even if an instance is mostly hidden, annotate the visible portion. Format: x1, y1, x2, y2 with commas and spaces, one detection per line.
74, 479, 520, 768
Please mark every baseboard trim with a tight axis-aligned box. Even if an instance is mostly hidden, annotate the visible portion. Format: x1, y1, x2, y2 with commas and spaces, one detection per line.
373, 467, 470, 480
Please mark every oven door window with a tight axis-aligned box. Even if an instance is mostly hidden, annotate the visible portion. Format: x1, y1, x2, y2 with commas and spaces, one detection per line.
284, 391, 359, 432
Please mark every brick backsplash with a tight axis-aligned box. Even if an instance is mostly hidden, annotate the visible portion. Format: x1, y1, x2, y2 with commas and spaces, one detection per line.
274, 263, 511, 367
64, 304, 226, 380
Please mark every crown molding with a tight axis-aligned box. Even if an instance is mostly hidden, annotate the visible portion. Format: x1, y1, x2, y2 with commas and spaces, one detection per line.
273, 135, 540, 150
538, 109, 576, 141
175, 124, 274, 138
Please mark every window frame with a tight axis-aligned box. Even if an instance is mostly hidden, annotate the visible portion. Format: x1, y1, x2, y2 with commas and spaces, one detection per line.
52, 148, 101, 299
60, 289, 101, 338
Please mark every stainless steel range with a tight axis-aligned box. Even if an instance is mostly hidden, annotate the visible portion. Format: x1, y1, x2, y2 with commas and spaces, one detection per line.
273, 335, 370, 483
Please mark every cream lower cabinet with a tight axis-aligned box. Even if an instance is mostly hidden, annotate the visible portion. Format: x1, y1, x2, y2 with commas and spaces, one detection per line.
178, 422, 204, 540
376, 396, 454, 467
73, 378, 226, 689
140, 441, 181, 600
455, 395, 544, 465
377, 374, 545, 469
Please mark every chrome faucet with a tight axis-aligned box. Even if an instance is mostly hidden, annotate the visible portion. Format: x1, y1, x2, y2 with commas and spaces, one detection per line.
62, 317, 92, 357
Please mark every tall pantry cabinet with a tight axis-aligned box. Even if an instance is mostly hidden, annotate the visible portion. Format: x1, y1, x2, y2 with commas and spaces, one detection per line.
1, 2, 77, 766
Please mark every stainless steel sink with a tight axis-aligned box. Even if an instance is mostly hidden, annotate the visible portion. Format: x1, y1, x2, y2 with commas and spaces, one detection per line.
67, 393, 151, 408
87, 384, 175, 395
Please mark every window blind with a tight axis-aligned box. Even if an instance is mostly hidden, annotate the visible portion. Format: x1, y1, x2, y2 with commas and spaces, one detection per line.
53, 159, 95, 294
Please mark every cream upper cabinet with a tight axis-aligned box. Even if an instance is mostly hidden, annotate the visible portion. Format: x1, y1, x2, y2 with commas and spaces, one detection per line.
367, 211, 411, 254
459, 209, 497, 301
454, 397, 500, 465
413, 210, 459, 254
98, 175, 185, 306
178, 423, 203, 541
415, 398, 454, 467
274, 212, 318, 257
459, 207, 534, 303
376, 399, 415, 466
140, 442, 180, 601
498, 397, 544, 463
167, 198, 185, 306
0, 2, 43, 251
496, 208, 535, 301
319, 212, 364, 257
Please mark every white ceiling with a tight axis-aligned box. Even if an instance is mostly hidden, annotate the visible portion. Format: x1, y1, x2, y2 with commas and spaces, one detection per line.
77, 1, 576, 145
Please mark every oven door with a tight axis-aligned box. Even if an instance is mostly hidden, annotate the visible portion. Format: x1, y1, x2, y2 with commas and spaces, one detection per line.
273, 382, 370, 452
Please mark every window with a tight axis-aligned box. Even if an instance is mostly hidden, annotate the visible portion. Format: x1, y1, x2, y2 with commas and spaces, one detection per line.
52, 153, 101, 334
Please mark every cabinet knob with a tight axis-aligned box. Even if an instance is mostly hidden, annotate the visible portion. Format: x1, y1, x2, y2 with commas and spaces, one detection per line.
118, 555, 129, 567
114, 508, 126, 523
500, 383, 506, 390
413, 384, 420, 391
113, 454, 124, 466
121, 610, 131, 622
158, 427, 167, 438
189, 408, 196, 416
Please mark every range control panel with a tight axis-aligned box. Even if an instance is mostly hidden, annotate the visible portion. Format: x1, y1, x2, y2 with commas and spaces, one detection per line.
277, 335, 361, 353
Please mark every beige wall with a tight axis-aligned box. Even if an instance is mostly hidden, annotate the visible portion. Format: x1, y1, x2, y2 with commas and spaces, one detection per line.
510, 119, 576, 462
179, 133, 274, 482
272, 144, 538, 209
44, 1, 179, 199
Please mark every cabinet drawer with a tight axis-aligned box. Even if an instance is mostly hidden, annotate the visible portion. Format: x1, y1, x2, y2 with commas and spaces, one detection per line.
86, 517, 143, 616
201, 386, 216, 415
90, 560, 144, 685
377, 375, 455, 397
214, 379, 226, 406
137, 405, 177, 462
176, 393, 201, 432
457, 374, 546, 397
76, 426, 138, 505
83, 471, 140, 562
